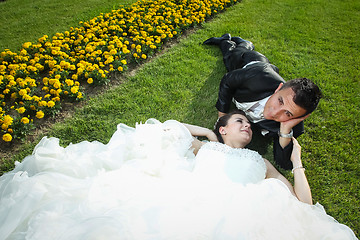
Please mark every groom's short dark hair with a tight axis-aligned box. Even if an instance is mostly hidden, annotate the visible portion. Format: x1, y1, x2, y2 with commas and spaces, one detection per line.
281, 78, 322, 116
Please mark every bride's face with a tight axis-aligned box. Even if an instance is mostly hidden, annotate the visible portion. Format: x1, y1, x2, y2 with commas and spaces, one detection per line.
220, 114, 252, 146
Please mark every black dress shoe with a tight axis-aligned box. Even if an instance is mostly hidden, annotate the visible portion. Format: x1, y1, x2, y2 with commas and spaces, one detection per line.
231, 36, 255, 50
230, 36, 247, 45
203, 33, 231, 45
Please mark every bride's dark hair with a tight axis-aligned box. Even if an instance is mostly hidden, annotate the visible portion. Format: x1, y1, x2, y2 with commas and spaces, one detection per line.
213, 110, 250, 143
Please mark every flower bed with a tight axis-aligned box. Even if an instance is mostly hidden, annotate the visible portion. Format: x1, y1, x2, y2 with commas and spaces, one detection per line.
0, 0, 238, 143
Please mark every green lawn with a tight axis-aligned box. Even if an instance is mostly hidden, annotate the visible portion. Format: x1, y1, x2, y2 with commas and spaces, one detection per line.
1, 0, 359, 235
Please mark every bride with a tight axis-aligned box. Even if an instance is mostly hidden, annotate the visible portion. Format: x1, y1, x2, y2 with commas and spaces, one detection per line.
0, 110, 357, 239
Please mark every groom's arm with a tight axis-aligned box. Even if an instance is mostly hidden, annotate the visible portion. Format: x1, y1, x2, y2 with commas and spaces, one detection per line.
273, 121, 304, 170
273, 139, 294, 170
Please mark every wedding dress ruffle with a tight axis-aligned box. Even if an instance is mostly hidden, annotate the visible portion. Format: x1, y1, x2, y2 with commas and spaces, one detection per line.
0, 119, 357, 240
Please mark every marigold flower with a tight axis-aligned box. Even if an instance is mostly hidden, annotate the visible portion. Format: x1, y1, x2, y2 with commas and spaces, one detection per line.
39, 100, 47, 107
21, 117, 30, 124
23, 94, 32, 101
16, 89, 26, 97
47, 101, 55, 108
87, 78, 94, 84
3, 115, 13, 126
53, 81, 61, 89
36, 110, 45, 119
71, 86, 79, 94
18, 107, 26, 114
2, 133, 12, 142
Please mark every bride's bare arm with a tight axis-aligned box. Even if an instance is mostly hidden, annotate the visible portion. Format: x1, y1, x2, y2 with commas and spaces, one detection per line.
265, 138, 312, 205
182, 123, 218, 155
182, 123, 218, 141
289, 137, 313, 204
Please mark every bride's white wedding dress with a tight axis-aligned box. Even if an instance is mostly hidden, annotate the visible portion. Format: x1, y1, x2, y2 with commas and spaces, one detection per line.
0, 119, 357, 240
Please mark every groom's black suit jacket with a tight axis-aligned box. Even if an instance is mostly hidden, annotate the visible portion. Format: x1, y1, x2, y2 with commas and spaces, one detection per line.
216, 62, 304, 169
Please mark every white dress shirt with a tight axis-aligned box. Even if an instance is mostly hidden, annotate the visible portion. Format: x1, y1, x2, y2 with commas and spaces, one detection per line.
233, 96, 269, 124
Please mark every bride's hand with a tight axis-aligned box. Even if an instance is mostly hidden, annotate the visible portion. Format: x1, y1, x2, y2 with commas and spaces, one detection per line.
290, 137, 302, 166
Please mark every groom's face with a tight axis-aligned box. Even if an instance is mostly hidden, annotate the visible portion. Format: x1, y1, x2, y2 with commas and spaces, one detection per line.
263, 85, 306, 122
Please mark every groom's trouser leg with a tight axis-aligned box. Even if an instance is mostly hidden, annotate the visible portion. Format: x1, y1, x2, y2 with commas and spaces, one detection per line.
220, 40, 271, 72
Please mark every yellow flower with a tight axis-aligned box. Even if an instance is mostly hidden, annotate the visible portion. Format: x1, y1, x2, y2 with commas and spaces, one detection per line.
2, 133, 12, 142
47, 101, 55, 108
71, 86, 79, 94
53, 81, 61, 89
21, 117, 30, 124
36, 110, 45, 119
65, 79, 74, 86
3, 115, 13, 126
117, 66, 123, 72
17, 107, 26, 114
141, 54, 147, 59
18, 89, 27, 96
22, 42, 32, 49
39, 100, 47, 107
87, 78, 94, 84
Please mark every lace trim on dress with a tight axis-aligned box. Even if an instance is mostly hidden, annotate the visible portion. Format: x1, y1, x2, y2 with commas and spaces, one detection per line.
201, 142, 266, 169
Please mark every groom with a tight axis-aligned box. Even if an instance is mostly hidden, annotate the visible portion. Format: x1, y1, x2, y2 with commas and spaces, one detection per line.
203, 33, 322, 170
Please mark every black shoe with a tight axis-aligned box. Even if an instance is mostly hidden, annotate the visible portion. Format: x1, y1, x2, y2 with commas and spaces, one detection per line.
203, 33, 231, 45
231, 36, 255, 50
230, 36, 247, 45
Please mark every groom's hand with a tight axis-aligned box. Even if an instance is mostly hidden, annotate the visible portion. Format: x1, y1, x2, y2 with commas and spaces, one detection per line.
280, 114, 311, 134
218, 111, 227, 118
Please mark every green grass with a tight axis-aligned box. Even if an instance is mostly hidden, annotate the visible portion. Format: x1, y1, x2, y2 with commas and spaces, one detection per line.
1, 0, 359, 235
